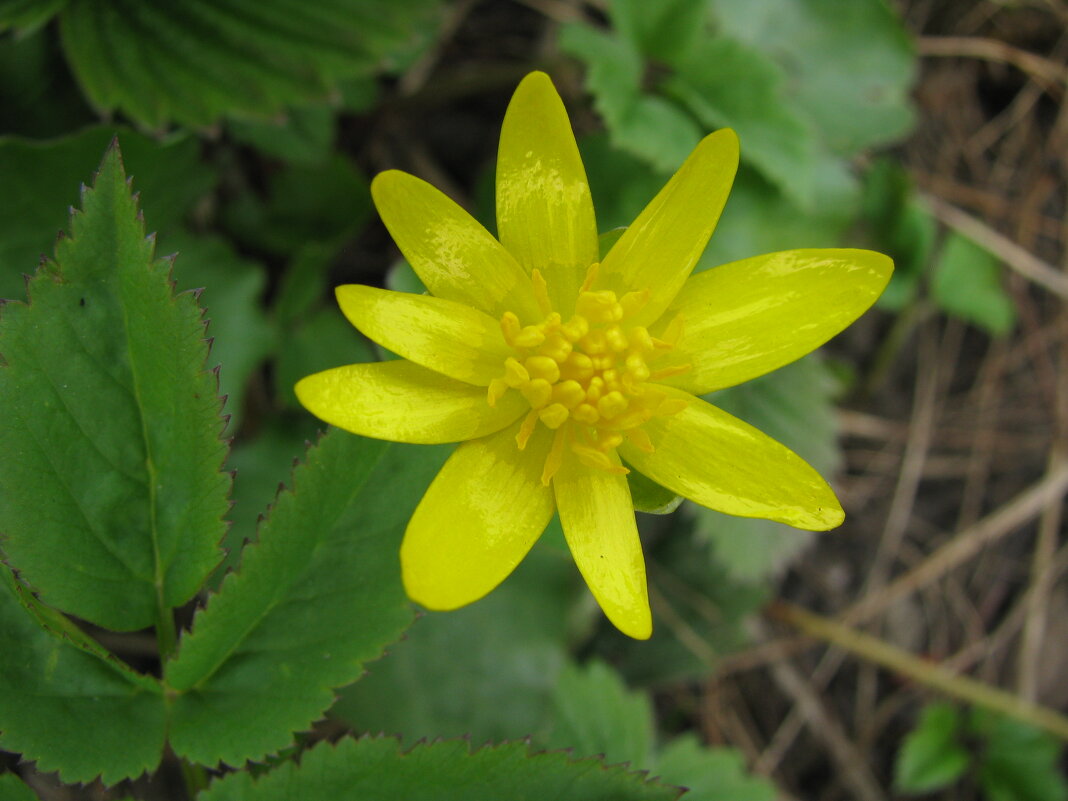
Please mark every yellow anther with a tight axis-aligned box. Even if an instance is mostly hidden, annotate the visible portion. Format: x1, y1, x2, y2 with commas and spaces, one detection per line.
516, 409, 539, 450
586, 376, 604, 403
538, 332, 572, 362
561, 315, 589, 342
626, 427, 655, 453
524, 355, 560, 384
514, 325, 546, 348
579, 262, 600, 293
605, 325, 628, 352
650, 364, 691, 381
500, 312, 522, 347
625, 353, 650, 381
503, 357, 529, 386
562, 351, 594, 380
572, 403, 599, 424
487, 378, 508, 407
581, 330, 608, 355
541, 427, 568, 485
531, 268, 552, 315
619, 289, 650, 318
575, 290, 620, 324
552, 380, 585, 408
597, 391, 628, 420
539, 403, 570, 429
521, 378, 553, 409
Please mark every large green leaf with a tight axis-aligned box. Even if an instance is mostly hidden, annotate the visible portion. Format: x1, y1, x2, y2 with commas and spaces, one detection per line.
559, 23, 701, 174
546, 660, 655, 769
894, 703, 970, 794
56, 0, 442, 129
163, 231, 273, 429
692, 354, 841, 581
332, 545, 575, 745
0, 127, 216, 300
0, 144, 229, 631
0, 567, 166, 784
0, 26, 95, 137
0, 0, 64, 32
655, 737, 777, 801
198, 737, 682, 801
608, 0, 708, 66
706, 0, 915, 155
663, 37, 817, 209
166, 435, 444, 768
931, 232, 1016, 337
0, 773, 40, 801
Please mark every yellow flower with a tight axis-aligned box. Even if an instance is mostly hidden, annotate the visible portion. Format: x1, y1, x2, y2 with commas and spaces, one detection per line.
296, 72, 892, 639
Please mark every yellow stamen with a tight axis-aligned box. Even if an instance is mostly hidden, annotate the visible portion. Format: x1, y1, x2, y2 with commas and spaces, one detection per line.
541, 427, 568, 485
516, 409, 539, 450
539, 403, 569, 429
531, 268, 552, 315
579, 262, 600, 293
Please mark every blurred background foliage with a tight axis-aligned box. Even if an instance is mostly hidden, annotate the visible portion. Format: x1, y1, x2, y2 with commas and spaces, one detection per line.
1, 0, 1064, 799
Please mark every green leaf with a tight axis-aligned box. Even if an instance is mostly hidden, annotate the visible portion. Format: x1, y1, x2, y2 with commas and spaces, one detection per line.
970, 711, 1067, 801
0, 0, 64, 32
560, 23, 701, 174
894, 703, 970, 794
0, 143, 229, 631
0, 772, 40, 801
0, 27, 95, 138
654, 736, 777, 801
166, 435, 442, 768
163, 231, 273, 430
693, 354, 841, 580
0, 567, 166, 785
664, 37, 818, 209
706, 0, 915, 155
547, 661, 654, 769
56, 0, 443, 129
931, 232, 1016, 337
332, 545, 575, 745
608, 0, 708, 66
199, 737, 682, 801
222, 153, 371, 257
227, 104, 336, 165
861, 159, 936, 310
0, 127, 216, 300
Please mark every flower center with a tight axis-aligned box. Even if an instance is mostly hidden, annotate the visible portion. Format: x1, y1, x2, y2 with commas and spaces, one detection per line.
487, 264, 690, 485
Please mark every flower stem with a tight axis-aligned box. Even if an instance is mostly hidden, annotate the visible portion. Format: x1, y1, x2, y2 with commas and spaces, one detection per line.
767, 600, 1068, 741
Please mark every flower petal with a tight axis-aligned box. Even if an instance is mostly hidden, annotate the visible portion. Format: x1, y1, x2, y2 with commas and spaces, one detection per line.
401, 423, 555, 610
496, 71, 599, 316
295, 360, 524, 444
371, 170, 540, 322
619, 387, 843, 530
335, 284, 510, 386
598, 129, 739, 326
554, 451, 651, 639
653, 249, 893, 395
